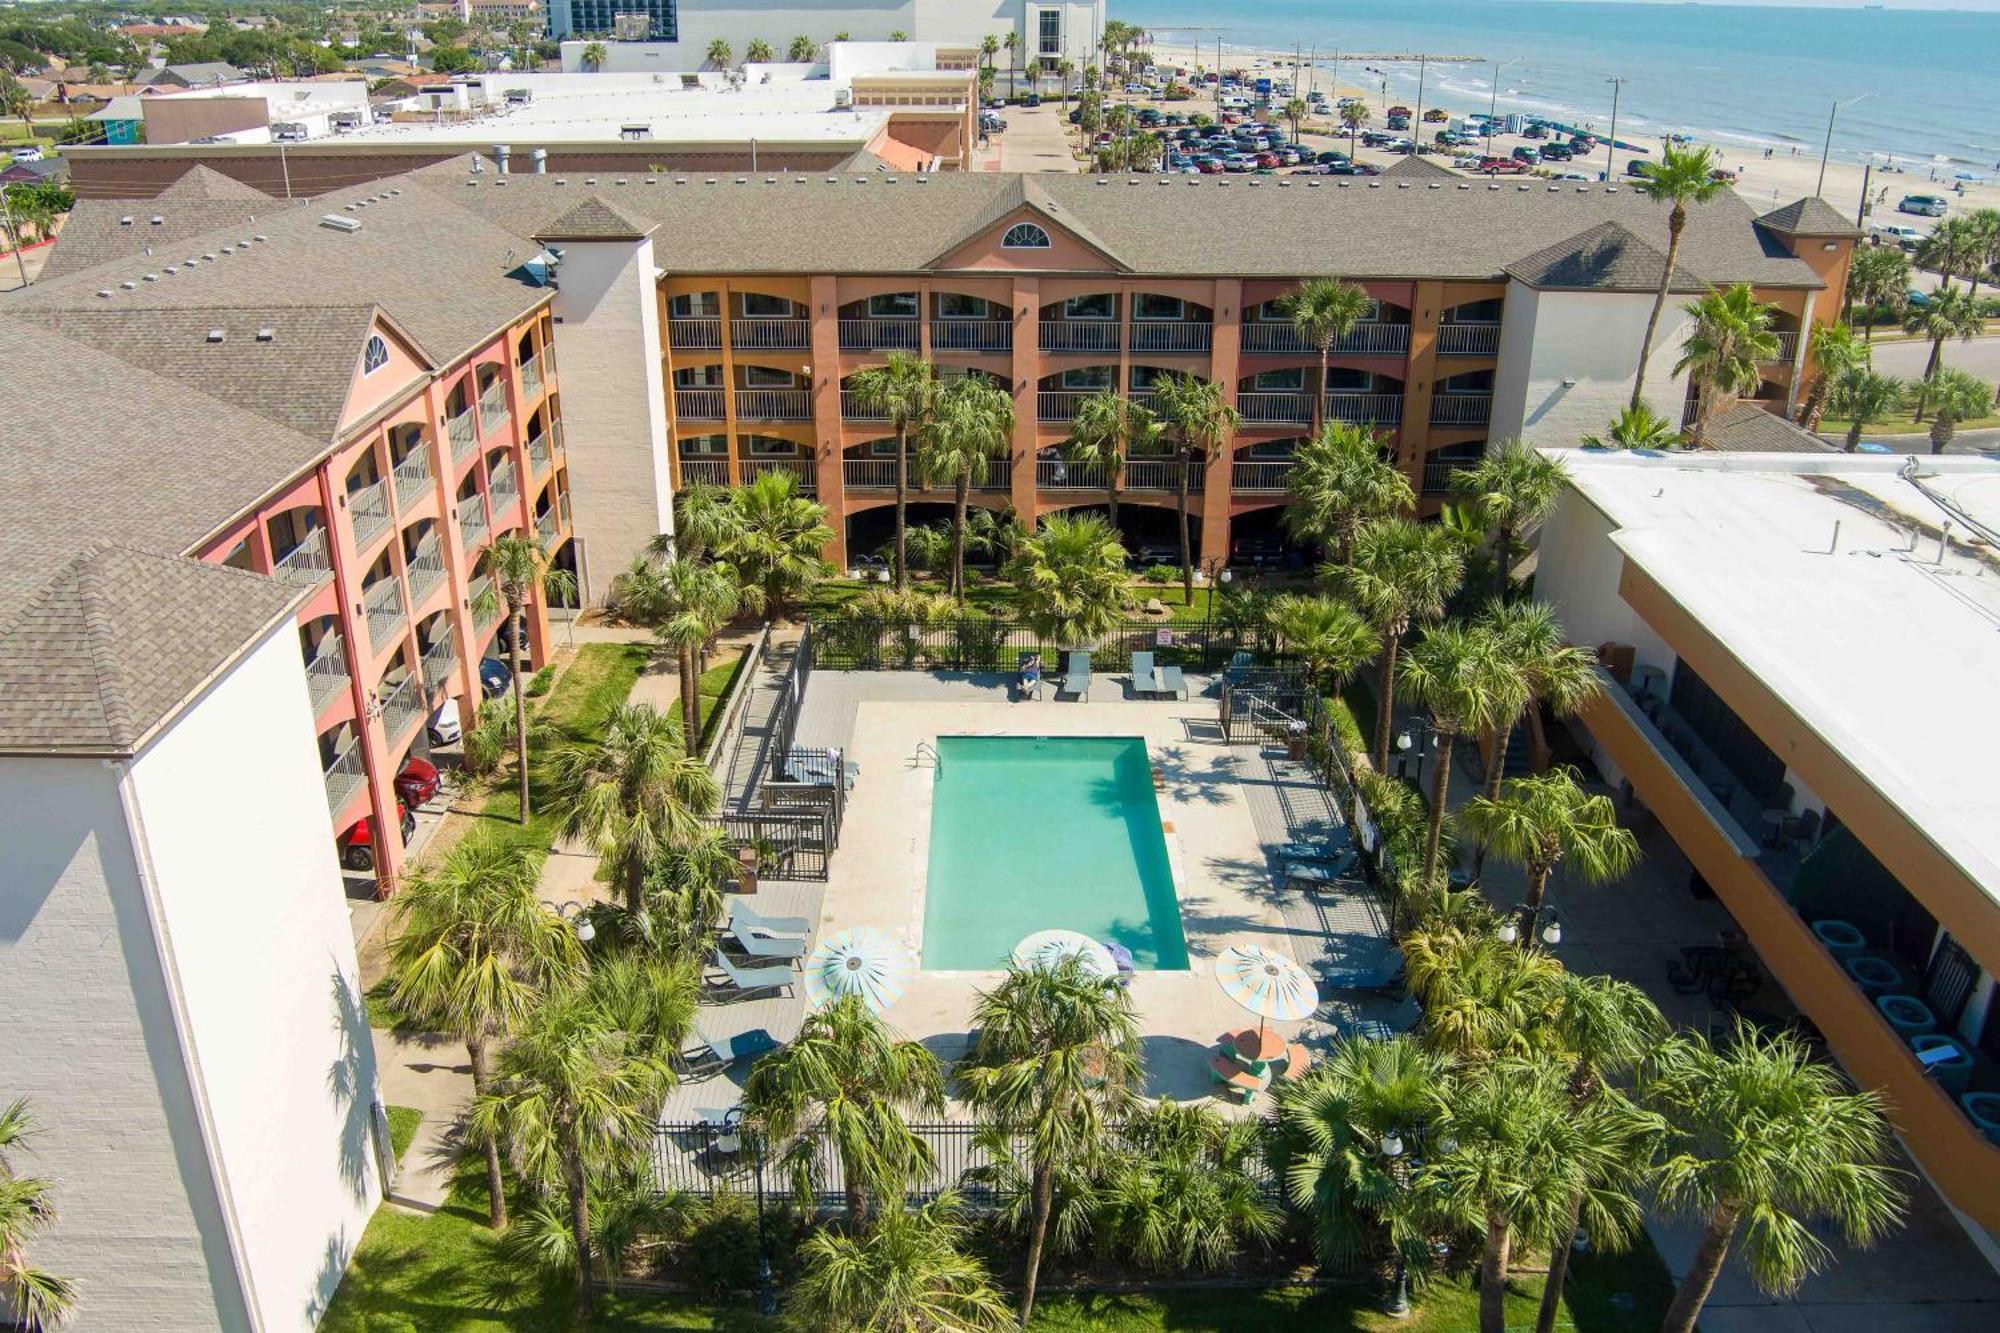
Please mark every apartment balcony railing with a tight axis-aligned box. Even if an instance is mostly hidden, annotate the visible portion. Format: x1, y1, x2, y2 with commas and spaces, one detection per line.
323, 737, 366, 816
348, 478, 390, 552
421, 635, 458, 692
1037, 390, 1090, 424
838, 319, 921, 352
929, 319, 1013, 353
735, 388, 812, 421
470, 574, 503, 629
1435, 323, 1501, 357
844, 459, 896, 489
362, 577, 406, 653
743, 458, 815, 492
674, 388, 726, 420
1429, 393, 1493, 428
840, 390, 890, 421
406, 535, 448, 606
536, 503, 559, 544
1237, 392, 1315, 426
272, 528, 332, 588
1124, 459, 1203, 492
977, 459, 1012, 491
478, 382, 510, 436
1128, 321, 1214, 354
391, 448, 433, 511
1764, 331, 1800, 365
731, 317, 810, 350
679, 457, 729, 486
446, 407, 478, 462
1231, 460, 1297, 493
520, 351, 547, 401
1036, 459, 1107, 489
489, 460, 520, 515
379, 672, 427, 745
457, 493, 489, 552
1325, 393, 1405, 427
668, 317, 723, 350
1422, 459, 1477, 496
526, 431, 553, 479
1239, 323, 1411, 355
305, 633, 350, 714
1038, 322, 1121, 353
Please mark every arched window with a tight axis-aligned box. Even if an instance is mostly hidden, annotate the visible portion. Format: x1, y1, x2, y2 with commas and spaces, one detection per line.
1001, 222, 1051, 250
362, 333, 389, 375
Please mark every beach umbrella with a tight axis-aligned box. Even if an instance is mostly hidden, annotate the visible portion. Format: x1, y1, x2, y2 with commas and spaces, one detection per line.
803, 928, 914, 1013
1214, 943, 1319, 1046
1011, 928, 1118, 979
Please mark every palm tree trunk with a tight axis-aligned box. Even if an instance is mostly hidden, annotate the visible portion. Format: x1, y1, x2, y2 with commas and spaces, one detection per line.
1107, 457, 1121, 536
467, 1034, 507, 1229
1517, 866, 1553, 942
625, 847, 646, 916
1424, 729, 1456, 883
679, 646, 701, 756
1371, 631, 1402, 772
1177, 451, 1194, 604
1315, 346, 1329, 433
1478, 1211, 1512, 1333
894, 425, 909, 590
1534, 1192, 1584, 1333
1846, 419, 1864, 451
1018, 1159, 1056, 1326
509, 604, 530, 824
1661, 1203, 1742, 1333
845, 1170, 870, 1233
1470, 719, 1514, 877
953, 476, 970, 604
1631, 211, 1686, 409
1494, 521, 1515, 601
1915, 336, 1945, 418
566, 1144, 594, 1321
1802, 375, 1832, 430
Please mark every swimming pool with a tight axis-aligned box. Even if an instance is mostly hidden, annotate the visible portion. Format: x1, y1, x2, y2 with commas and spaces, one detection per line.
921, 735, 1190, 971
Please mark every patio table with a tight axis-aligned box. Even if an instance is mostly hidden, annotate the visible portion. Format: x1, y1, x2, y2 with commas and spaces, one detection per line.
1231, 1027, 1287, 1064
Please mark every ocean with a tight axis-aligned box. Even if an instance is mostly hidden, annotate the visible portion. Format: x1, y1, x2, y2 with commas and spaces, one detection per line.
1112, 1, 2000, 170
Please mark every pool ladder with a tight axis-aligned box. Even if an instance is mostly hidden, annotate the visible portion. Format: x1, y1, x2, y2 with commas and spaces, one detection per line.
913, 742, 942, 774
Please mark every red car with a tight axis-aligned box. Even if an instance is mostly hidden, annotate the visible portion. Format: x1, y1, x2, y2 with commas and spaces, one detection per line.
1478, 157, 1528, 175
340, 802, 414, 872
1255, 152, 1280, 169
394, 755, 440, 808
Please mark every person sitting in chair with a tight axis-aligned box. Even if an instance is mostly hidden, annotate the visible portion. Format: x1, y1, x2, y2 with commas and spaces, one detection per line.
1017, 652, 1042, 700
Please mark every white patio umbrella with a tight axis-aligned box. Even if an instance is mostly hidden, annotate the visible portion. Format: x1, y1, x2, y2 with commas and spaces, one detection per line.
1214, 943, 1320, 1046
803, 928, 915, 1013
1011, 928, 1118, 979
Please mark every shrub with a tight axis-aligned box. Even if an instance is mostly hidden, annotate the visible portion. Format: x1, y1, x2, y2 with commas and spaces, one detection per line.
526, 665, 556, 697
679, 1192, 761, 1294
1141, 563, 1177, 585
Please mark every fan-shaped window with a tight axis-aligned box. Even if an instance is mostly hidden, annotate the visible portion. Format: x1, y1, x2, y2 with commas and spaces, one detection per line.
1001, 222, 1051, 250
362, 334, 389, 375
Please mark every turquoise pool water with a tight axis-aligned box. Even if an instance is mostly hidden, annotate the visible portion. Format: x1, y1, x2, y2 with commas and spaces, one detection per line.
922, 736, 1189, 971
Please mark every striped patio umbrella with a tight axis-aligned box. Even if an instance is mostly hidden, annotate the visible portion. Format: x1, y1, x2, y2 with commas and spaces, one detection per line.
803, 928, 915, 1013
1011, 929, 1118, 979
1215, 943, 1320, 1043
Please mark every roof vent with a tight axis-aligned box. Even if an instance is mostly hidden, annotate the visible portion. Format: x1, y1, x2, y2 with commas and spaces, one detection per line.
1605, 186, 1619, 194
319, 214, 364, 233
206, 328, 224, 343
256, 327, 275, 342
585, 178, 598, 185
914, 176, 929, 184
253, 233, 266, 243
119, 215, 133, 226
120, 280, 136, 290
1488, 183, 1501, 190
824, 176, 836, 183
703, 177, 716, 185
465, 179, 479, 187
1457, 183, 1471, 190
1396, 181, 1410, 189
1428, 183, 1442, 190
1518, 184, 1532, 191
221, 245, 235, 254
149, 215, 163, 225
1368, 182, 1381, 189
1306, 180, 1321, 188
344, 202, 359, 211
734, 177, 747, 184
615, 178, 628, 186
1277, 180, 1291, 188
1246, 179, 1260, 188
97, 288, 113, 298
143, 273, 158, 282
1547, 185, 1561, 192
1336, 181, 1350, 188
764, 176, 776, 184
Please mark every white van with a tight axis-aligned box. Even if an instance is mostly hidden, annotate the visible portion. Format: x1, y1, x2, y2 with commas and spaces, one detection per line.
1219, 93, 1252, 112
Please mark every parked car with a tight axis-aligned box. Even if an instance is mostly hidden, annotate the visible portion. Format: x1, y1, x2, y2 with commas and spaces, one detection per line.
1452, 154, 1484, 170
1480, 156, 1529, 175
395, 756, 442, 809
1385, 115, 1410, 132
1553, 171, 1593, 181
10, 146, 42, 163
1511, 145, 1541, 164
1538, 144, 1573, 161
1422, 108, 1450, 123
1904, 287, 1933, 310
1256, 152, 1280, 168
340, 803, 415, 872
1625, 158, 1652, 178
426, 699, 462, 746
1315, 149, 1349, 165
1870, 222, 1924, 250
1899, 193, 1949, 217
1021, 93, 1041, 107
478, 656, 512, 698
1522, 123, 1549, 139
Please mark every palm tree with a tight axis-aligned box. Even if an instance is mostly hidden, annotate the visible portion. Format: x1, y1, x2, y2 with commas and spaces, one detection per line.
745, 994, 945, 1230
1403, 925, 1563, 1060
704, 38, 731, 70
388, 839, 581, 1228
1004, 513, 1129, 647
1827, 367, 1907, 451
957, 957, 1142, 1325
1150, 373, 1239, 603
1340, 100, 1370, 155
1915, 216, 1975, 292
1065, 388, 1158, 539
579, 41, 606, 71
979, 32, 1000, 77
1056, 59, 1075, 114
546, 704, 720, 914
787, 34, 816, 63
1845, 245, 1909, 341
1399, 621, 1523, 881
1904, 285, 1985, 417
1675, 283, 1780, 447
0, 1098, 76, 1330
638, 824, 738, 957
1924, 367, 1994, 453
1469, 598, 1601, 825
918, 374, 1014, 601
1265, 594, 1379, 694
1644, 1021, 1908, 1333
1580, 402, 1681, 450
483, 533, 575, 823
1283, 420, 1413, 567
721, 470, 833, 617
662, 477, 740, 561
1797, 321, 1865, 430
622, 554, 752, 752
744, 38, 774, 64
1283, 96, 1308, 142
1463, 767, 1638, 942
848, 352, 939, 589
1280, 278, 1375, 433
1004, 30, 1021, 93
1096, 1099, 1280, 1273
1960, 206, 2000, 300
788, 1194, 1012, 1332
1340, 518, 1465, 772
1453, 441, 1566, 602
471, 958, 693, 1321
1629, 144, 1725, 407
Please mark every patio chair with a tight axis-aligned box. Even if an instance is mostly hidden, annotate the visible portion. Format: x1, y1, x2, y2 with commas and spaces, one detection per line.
1059, 650, 1092, 701
1282, 854, 1362, 891
1015, 651, 1043, 701
681, 1024, 781, 1077
1222, 650, 1255, 687
1131, 650, 1161, 697
727, 924, 807, 961
1278, 827, 1354, 864
710, 949, 795, 997
1320, 948, 1406, 994
694, 1105, 745, 1155
1156, 663, 1188, 700
727, 899, 812, 940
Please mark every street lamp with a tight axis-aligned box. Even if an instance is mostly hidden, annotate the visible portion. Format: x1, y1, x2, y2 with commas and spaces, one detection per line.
554, 901, 597, 943
1380, 1128, 1411, 1318
1817, 93, 1874, 198
1198, 556, 1232, 619
1393, 718, 1434, 783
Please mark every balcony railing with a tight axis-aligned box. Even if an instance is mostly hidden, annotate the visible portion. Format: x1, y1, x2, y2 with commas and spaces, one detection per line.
844, 459, 897, 489
1422, 458, 1478, 496
735, 388, 812, 421
1237, 392, 1315, 426
536, 503, 559, 543
406, 535, 448, 606
838, 318, 920, 352
489, 460, 520, 514
679, 457, 728, 486
731, 317, 810, 350
305, 633, 349, 714
271, 528, 332, 588
1037, 390, 1091, 423
391, 448, 432, 511
930, 319, 1013, 353
520, 351, 546, 401
421, 636, 458, 691
1240, 323, 1411, 355
1429, 392, 1493, 428
348, 478, 390, 552
379, 672, 427, 744
1036, 459, 1107, 489
1039, 322, 1120, 353
362, 577, 406, 653
1436, 323, 1501, 357
323, 737, 366, 816
478, 382, 510, 436
1125, 459, 1203, 492
840, 390, 890, 421
668, 317, 722, 350
1128, 321, 1214, 354
526, 431, 553, 478
457, 493, 489, 551
744, 458, 815, 492
447, 407, 478, 462
1325, 393, 1405, 427
1764, 331, 1800, 365
470, 574, 503, 629
674, 388, 726, 420
978, 459, 1011, 491
1231, 460, 1297, 492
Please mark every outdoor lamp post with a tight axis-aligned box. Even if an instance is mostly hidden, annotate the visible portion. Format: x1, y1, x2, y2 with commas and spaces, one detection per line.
1380, 1129, 1411, 1318
554, 900, 596, 943
1199, 556, 1231, 619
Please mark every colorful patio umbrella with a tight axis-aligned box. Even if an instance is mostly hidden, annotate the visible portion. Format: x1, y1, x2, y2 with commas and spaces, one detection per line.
803, 928, 915, 1013
1011, 928, 1118, 979
1214, 943, 1320, 1043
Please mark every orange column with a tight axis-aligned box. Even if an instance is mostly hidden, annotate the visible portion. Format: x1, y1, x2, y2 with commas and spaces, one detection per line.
1009, 277, 1042, 529
425, 378, 483, 739
808, 275, 848, 567
1202, 279, 1242, 569
322, 462, 406, 897
1401, 280, 1444, 484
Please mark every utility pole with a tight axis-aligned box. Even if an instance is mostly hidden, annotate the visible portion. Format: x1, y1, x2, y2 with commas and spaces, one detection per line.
1604, 76, 1625, 182
1856, 160, 1873, 226
1487, 59, 1505, 153
1411, 55, 1427, 153
1818, 94, 1871, 199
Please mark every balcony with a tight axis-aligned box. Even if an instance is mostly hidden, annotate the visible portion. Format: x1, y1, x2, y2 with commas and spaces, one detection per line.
1239, 323, 1411, 356
469, 573, 503, 630
323, 737, 366, 817
668, 317, 722, 350
1128, 321, 1214, 355
1436, 323, 1500, 357
478, 382, 510, 437
526, 431, 553, 479
1231, 460, 1297, 493
446, 407, 478, 463
348, 478, 390, 552
1764, 330, 1801, 366
536, 503, 560, 544
392, 448, 433, 512
272, 528, 332, 588
838, 319, 920, 353
1037, 390, 1089, 424
930, 319, 1012, 353
305, 633, 349, 714
362, 577, 406, 654
679, 457, 728, 486
1124, 459, 1203, 492
421, 635, 458, 691
731, 317, 810, 350
735, 388, 812, 421
379, 672, 427, 745
1325, 393, 1405, 427
1039, 322, 1120, 354
844, 459, 896, 489
1422, 460, 1469, 495
1237, 392, 1314, 427
1429, 393, 1492, 428
406, 535, 448, 606
490, 459, 521, 515
840, 390, 890, 422
520, 351, 548, 401
456, 493, 489, 552
743, 458, 815, 492
675, 388, 726, 420
1036, 459, 1107, 489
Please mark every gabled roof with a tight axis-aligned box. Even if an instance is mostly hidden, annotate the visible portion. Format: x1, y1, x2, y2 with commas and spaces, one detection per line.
1756, 196, 1862, 239
155, 163, 272, 203
533, 194, 653, 242
921, 175, 1127, 270
1504, 220, 1706, 293
1698, 402, 1836, 454
1379, 155, 1460, 183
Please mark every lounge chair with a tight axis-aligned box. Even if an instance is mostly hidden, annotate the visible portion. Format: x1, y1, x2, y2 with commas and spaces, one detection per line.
1282, 852, 1361, 890
1222, 650, 1255, 686
694, 1105, 745, 1154
1060, 650, 1092, 701
1131, 650, 1160, 697
1278, 827, 1355, 865
728, 899, 812, 940
1157, 663, 1187, 699
1015, 651, 1043, 700
1320, 948, 1406, 993
711, 949, 795, 996
682, 1024, 781, 1077
728, 925, 807, 960
783, 748, 859, 789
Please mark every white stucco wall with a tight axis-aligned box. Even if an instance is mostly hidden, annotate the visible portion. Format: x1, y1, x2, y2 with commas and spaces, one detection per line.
127, 619, 384, 1332
1490, 280, 1695, 449
551, 234, 673, 600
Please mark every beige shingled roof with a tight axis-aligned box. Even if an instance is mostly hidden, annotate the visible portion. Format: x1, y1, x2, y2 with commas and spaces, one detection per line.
1756, 196, 1863, 239
535, 194, 654, 242
1505, 220, 1708, 292
154, 164, 273, 203
1699, 402, 1836, 454
1378, 155, 1461, 183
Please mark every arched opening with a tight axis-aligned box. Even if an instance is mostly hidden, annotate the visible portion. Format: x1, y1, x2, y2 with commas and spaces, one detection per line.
1325, 369, 1406, 428
666, 290, 723, 349
358, 548, 407, 660
301, 613, 350, 716
844, 500, 974, 576
388, 422, 432, 512
929, 291, 1012, 352
1232, 435, 1307, 496
473, 362, 510, 436
1227, 506, 1308, 571
266, 503, 329, 583
1438, 298, 1503, 356
1035, 364, 1116, 425
678, 433, 728, 485
454, 472, 489, 554
1422, 443, 1487, 498
344, 450, 391, 552
1128, 294, 1214, 354
484, 445, 521, 528
741, 433, 816, 493
416, 609, 458, 697
672, 363, 726, 421
1430, 369, 1494, 428
734, 365, 810, 422
1038, 293, 1120, 353
838, 292, 920, 352
401, 518, 448, 609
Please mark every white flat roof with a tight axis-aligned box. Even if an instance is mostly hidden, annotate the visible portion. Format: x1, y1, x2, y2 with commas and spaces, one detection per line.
1557, 450, 2000, 908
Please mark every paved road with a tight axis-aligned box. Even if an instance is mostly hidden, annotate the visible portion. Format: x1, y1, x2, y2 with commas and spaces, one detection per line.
1870, 332, 2000, 382
997, 102, 1079, 173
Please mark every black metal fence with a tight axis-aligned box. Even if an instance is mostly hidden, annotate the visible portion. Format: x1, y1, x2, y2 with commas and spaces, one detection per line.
812, 615, 1250, 674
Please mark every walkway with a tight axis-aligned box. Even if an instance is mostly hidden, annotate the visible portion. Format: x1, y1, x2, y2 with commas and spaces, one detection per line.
713, 634, 799, 813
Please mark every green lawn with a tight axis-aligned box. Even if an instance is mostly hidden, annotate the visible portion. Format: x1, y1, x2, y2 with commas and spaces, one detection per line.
386, 1106, 424, 1164
805, 576, 1227, 627
1819, 405, 2000, 438
694, 651, 748, 754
